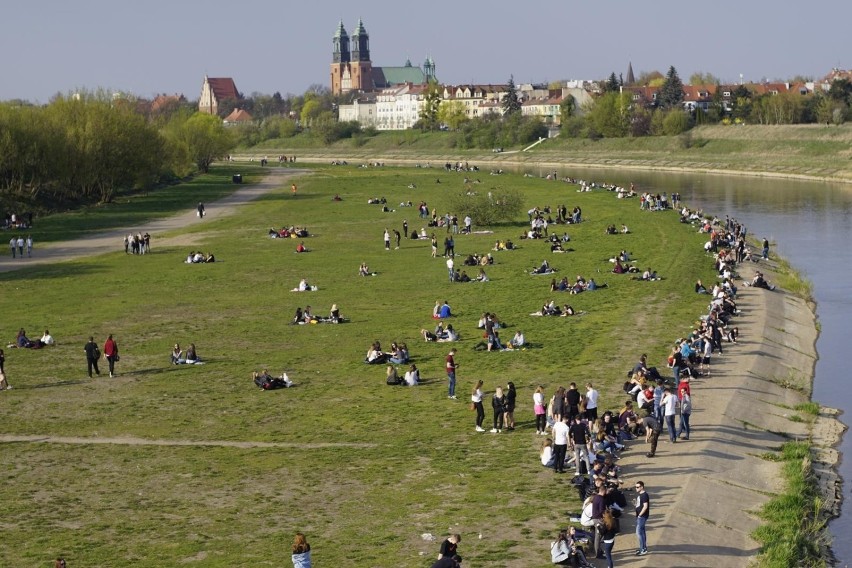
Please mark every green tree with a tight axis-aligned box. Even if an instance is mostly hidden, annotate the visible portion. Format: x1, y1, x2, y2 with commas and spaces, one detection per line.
688, 71, 720, 86
586, 92, 631, 137
438, 100, 468, 130
419, 81, 443, 131
658, 66, 684, 109
446, 187, 524, 226
662, 110, 692, 135
171, 113, 234, 173
638, 70, 664, 86
300, 99, 322, 127
502, 75, 521, 115
605, 72, 620, 93
731, 85, 752, 121
559, 94, 576, 125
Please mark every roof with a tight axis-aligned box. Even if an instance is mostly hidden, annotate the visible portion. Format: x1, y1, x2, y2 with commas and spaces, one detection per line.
223, 108, 253, 122
372, 66, 427, 88
206, 77, 239, 101
151, 94, 186, 112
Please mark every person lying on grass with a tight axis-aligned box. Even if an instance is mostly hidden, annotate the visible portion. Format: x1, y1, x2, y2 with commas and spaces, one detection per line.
253, 369, 292, 389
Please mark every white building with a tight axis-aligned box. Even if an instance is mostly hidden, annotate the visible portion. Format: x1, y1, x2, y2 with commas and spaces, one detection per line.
338, 94, 377, 127
374, 83, 429, 130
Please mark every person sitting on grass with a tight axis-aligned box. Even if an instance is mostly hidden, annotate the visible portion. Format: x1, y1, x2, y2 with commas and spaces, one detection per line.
404, 364, 420, 386
386, 364, 404, 385
40, 329, 55, 346
388, 342, 409, 364
171, 343, 185, 365
295, 242, 309, 253
297, 278, 312, 292
185, 343, 201, 363
507, 330, 525, 350
560, 305, 576, 316
359, 262, 376, 276
435, 301, 452, 319
365, 341, 387, 364
438, 324, 459, 342
748, 271, 776, 290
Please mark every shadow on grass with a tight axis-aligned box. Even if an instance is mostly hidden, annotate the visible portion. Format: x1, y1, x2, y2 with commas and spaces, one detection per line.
27, 379, 87, 389
0, 263, 107, 282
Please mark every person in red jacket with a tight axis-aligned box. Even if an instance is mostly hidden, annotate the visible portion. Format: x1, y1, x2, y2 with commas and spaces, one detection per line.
103, 334, 119, 377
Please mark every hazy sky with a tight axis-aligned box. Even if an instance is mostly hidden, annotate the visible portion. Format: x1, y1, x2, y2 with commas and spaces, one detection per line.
3, 0, 849, 103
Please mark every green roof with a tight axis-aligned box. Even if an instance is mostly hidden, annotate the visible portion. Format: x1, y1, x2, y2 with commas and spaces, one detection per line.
375, 66, 427, 87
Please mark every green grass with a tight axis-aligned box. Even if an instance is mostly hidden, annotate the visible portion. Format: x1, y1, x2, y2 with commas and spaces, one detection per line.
0, 164, 731, 566
753, 441, 827, 568
248, 124, 852, 183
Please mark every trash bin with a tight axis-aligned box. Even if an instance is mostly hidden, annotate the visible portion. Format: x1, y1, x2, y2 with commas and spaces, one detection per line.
232, 174, 242, 184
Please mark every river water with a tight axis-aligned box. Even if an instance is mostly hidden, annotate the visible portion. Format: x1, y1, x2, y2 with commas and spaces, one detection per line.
527, 165, 852, 564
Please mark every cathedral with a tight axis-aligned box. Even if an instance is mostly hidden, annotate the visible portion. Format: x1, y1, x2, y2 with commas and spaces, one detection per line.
330, 19, 436, 95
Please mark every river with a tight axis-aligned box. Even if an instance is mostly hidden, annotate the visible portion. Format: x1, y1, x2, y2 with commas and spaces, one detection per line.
527, 165, 852, 564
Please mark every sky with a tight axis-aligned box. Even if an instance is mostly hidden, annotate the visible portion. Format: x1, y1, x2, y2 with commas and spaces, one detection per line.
3, 0, 850, 103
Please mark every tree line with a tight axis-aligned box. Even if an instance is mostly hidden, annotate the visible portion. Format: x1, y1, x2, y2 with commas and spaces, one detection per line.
0, 92, 234, 208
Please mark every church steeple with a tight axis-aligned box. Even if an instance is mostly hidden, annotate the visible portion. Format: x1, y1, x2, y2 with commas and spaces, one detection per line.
332, 20, 350, 63
351, 18, 370, 62
626, 61, 635, 86
423, 56, 436, 81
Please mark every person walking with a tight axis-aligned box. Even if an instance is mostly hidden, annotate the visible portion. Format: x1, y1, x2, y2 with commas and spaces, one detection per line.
291, 532, 311, 568
472, 380, 485, 432
103, 334, 119, 378
677, 387, 692, 440
643, 414, 662, 458
0, 370, 12, 391
25, 235, 33, 257
16, 236, 24, 258
445, 348, 458, 399
585, 382, 599, 421
84, 336, 101, 378
197, 202, 205, 218
634, 480, 650, 556
533, 385, 547, 435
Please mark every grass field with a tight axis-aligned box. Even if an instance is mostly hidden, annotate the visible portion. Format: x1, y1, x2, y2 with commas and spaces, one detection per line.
249, 124, 852, 183
0, 164, 719, 567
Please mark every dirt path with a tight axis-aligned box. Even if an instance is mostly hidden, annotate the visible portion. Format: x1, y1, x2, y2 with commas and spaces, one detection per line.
613, 260, 821, 567
0, 169, 306, 274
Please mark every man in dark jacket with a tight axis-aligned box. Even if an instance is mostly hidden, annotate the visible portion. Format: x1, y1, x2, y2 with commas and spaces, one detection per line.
84, 336, 100, 378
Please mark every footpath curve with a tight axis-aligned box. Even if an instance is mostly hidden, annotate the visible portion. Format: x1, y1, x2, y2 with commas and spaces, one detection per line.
0, 169, 305, 275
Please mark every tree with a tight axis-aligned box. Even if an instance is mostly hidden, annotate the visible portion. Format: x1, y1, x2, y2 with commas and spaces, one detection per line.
171, 113, 234, 173
300, 99, 322, 126
637, 70, 664, 86
658, 66, 684, 109
827, 78, 852, 104
419, 81, 442, 131
447, 187, 524, 226
559, 95, 576, 125
605, 72, 620, 93
438, 100, 468, 130
586, 92, 631, 137
688, 72, 720, 86
502, 75, 521, 115
662, 110, 692, 135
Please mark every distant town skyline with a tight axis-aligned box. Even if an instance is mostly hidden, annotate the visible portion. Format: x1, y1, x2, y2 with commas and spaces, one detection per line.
2, 0, 849, 103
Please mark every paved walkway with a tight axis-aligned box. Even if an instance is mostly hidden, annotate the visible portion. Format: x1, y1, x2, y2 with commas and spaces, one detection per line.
0, 169, 305, 274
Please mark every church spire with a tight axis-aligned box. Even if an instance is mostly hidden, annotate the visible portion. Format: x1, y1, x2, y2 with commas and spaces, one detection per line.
351, 18, 370, 62
626, 61, 635, 86
332, 20, 350, 63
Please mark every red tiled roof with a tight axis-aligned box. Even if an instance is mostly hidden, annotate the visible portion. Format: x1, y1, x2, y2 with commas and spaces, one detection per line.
223, 108, 253, 122
207, 77, 239, 101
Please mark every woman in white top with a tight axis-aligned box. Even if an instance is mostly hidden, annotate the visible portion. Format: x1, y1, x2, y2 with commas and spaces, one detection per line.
404, 364, 420, 386
533, 386, 547, 434
472, 380, 485, 432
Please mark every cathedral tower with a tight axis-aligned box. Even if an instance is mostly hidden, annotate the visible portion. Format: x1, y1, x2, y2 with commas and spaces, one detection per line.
330, 21, 350, 95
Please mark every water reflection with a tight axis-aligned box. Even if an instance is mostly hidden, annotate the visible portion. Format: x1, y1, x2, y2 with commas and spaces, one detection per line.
524, 164, 852, 563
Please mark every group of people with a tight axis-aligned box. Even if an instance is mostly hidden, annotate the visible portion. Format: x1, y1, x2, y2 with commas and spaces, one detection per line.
83, 335, 119, 378
549, 276, 604, 294
268, 226, 309, 239
293, 304, 342, 325
170, 343, 202, 365
8, 235, 33, 258
184, 251, 215, 263
366, 340, 410, 365
8, 328, 54, 349
124, 233, 150, 255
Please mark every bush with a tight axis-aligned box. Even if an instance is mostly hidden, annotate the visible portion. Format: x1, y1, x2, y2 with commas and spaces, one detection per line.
663, 110, 693, 136
446, 187, 524, 226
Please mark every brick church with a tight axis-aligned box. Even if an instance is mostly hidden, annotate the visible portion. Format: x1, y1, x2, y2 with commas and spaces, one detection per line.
330, 19, 435, 95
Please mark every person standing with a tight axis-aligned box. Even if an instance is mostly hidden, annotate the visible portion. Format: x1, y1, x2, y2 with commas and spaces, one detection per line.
533, 385, 547, 435
677, 387, 692, 440
566, 383, 581, 422
197, 202, 205, 218
643, 414, 662, 457
504, 381, 516, 430
103, 334, 119, 378
84, 337, 101, 378
446, 256, 454, 282
634, 481, 650, 555
490, 386, 505, 433
291, 532, 311, 568
402, 219, 409, 238
9, 237, 16, 258
472, 380, 485, 432
569, 415, 593, 478
585, 382, 599, 421
762, 237, 769, 260
601, 508, 619, 568
25, 235, 33, 257
393, 229, 401, 249
445, 348, 458, 399
551, 416, 569, 474
384, 228, 391, 250
16, 236, 24, 258
431, 234, 438, 258
291, 183, 298, 196
662, 387, 678, 443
